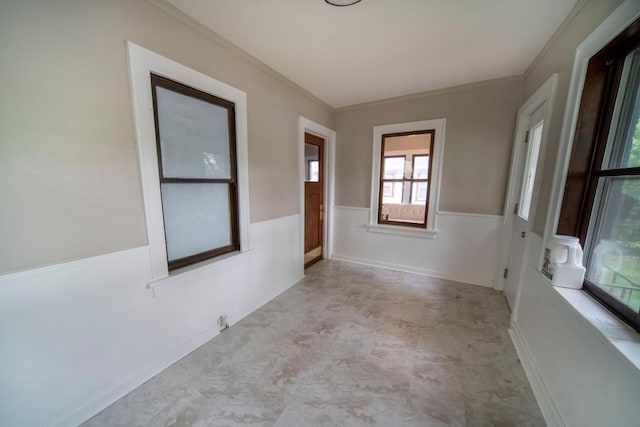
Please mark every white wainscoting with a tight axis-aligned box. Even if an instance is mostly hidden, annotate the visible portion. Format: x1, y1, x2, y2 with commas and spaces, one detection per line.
510, 233, 640, 427
0, 214, 303, 427
332, 206, 502, 288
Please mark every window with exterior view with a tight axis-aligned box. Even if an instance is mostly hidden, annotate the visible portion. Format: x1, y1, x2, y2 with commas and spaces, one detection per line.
560, 17, 640, 330
378, 131, 433, 227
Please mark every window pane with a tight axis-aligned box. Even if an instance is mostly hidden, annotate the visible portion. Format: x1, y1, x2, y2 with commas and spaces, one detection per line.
411, 182, 429, 204
382, 181, 403, 204
413, 155, 429, 179
604, 48, 640, 169
160, 183, 232, 262
156, 86, 232, 179
383, 157, 405, 179
379, 132, 432, 225
586, 176, 640, 311
519, 121, 543, 220
305, 143, 319, 182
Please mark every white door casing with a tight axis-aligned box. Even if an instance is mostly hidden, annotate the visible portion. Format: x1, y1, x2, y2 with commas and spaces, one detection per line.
498, 74, 558, 315
504, 105, 546, 309
298, 117, 336, 273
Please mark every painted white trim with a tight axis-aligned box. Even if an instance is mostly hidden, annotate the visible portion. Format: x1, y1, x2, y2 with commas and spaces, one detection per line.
509, 322, 566, 427
498, 74, 558, 293
1, 214, 303, 426
332, 206, 501, 287
55, 264, 303, 427
333, 205, 371, 212
436, 210, 503, 219
298, 117, 336, 266
56, 316, 219, 427
147, 248, 254, 295
331, 254, 494, 288
542, 0, 640, 266
365, 224, 437, 239
126, 41, 251, 282
369, 118, 446, 234
332, 205, 503, 220
0, 247, 148, 284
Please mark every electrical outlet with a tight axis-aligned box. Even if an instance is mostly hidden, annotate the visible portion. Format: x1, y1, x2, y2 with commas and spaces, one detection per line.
217, 315, 229, 332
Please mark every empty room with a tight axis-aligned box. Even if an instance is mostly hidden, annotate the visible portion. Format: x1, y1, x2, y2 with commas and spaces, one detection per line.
2, 0, 640, 426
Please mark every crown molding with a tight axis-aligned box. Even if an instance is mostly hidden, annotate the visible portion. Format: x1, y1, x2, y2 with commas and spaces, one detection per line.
524, 0, 590, 79
335, 75, 524, 113
144, 0, 334, 112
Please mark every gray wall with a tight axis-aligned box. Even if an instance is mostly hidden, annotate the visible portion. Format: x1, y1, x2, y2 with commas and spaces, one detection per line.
334, 78, 524, 214
524, 0, 624, 235
0, 0, 334, 274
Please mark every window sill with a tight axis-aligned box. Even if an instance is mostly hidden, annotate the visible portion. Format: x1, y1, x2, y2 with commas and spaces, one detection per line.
146, 248, 254, 296
538, 270, 640, 371
366, 223, 438, 239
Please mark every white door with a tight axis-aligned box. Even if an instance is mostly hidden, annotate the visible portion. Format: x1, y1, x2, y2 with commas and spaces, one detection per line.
504, 104, 546, 309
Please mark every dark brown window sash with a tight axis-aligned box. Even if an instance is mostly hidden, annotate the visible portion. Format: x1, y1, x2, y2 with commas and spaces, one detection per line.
150, 73, 240, 271
378, 131, 435, 228
558, 17, 640, 331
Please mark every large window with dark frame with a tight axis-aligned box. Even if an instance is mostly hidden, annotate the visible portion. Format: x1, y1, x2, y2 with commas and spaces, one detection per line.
559, 17, 640, 331
378, 130, 434, 227
150, 74, 239, 271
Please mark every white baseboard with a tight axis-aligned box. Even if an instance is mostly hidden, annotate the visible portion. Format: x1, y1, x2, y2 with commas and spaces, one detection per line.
56, 272, 304, 427
56, 321, 222, 427
332, 253, 493, 288
331, 206, 501, 289
1, 214, 304, 426
509, 322, 565, 427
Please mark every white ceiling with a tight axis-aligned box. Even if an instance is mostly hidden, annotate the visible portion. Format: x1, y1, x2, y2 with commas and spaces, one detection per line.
165, 0, 578, 108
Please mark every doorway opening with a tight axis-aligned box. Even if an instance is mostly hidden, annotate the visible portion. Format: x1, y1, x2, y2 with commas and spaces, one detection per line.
499, 74, 558, 316
304, 132, 324, 268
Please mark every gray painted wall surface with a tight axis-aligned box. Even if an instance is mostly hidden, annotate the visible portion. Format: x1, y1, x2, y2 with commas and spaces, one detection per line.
334, 78, 524, 215
0, 0, 333, 274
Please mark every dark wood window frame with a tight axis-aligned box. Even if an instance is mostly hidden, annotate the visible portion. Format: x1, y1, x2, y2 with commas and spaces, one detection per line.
558, 17, 640, 331
411, 154, 430, 203
150, 73, 240, 271
378, 130, 434, 228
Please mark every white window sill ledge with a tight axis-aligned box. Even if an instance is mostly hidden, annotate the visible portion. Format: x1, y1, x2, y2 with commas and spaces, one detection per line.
366, 224, 438, 239
539, 271, 640, 371
146, 248, 255, 296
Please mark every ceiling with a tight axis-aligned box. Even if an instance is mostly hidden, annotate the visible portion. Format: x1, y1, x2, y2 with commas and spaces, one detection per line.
165, 0, 578, 108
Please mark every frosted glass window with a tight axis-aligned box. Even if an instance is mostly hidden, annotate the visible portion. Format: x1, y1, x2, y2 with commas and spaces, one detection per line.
151, 74, 239, 270
160, 183, 231, 262
156, 86, 232, 179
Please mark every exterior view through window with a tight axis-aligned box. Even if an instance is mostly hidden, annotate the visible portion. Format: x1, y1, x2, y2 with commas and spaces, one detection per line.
378, 130, 433, 227
151, 74, 239, 270
559, 17, 640, 330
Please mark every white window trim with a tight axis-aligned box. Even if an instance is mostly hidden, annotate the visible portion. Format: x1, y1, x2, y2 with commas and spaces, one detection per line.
538, 0, 640, 367
368, 119, 446, 238
126, 41, 251, 283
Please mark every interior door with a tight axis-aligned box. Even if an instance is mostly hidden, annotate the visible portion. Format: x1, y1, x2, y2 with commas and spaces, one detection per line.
504, 104, 546, 309
304, 132, 324, 268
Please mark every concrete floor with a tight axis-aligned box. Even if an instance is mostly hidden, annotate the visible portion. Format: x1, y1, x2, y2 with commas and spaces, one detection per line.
84, 260, 545, 426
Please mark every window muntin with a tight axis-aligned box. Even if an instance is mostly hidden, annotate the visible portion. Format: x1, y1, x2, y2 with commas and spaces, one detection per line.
560, 17, 640, 330
151, 74, 239, 270
378, 131, 434, 227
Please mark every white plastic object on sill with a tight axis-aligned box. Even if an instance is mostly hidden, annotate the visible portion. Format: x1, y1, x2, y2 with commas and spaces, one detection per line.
543, 235, 586, 289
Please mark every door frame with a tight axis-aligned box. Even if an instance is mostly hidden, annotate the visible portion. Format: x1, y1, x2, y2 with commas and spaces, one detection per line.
298, 117, 336, 272
498, 74, 558, 300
